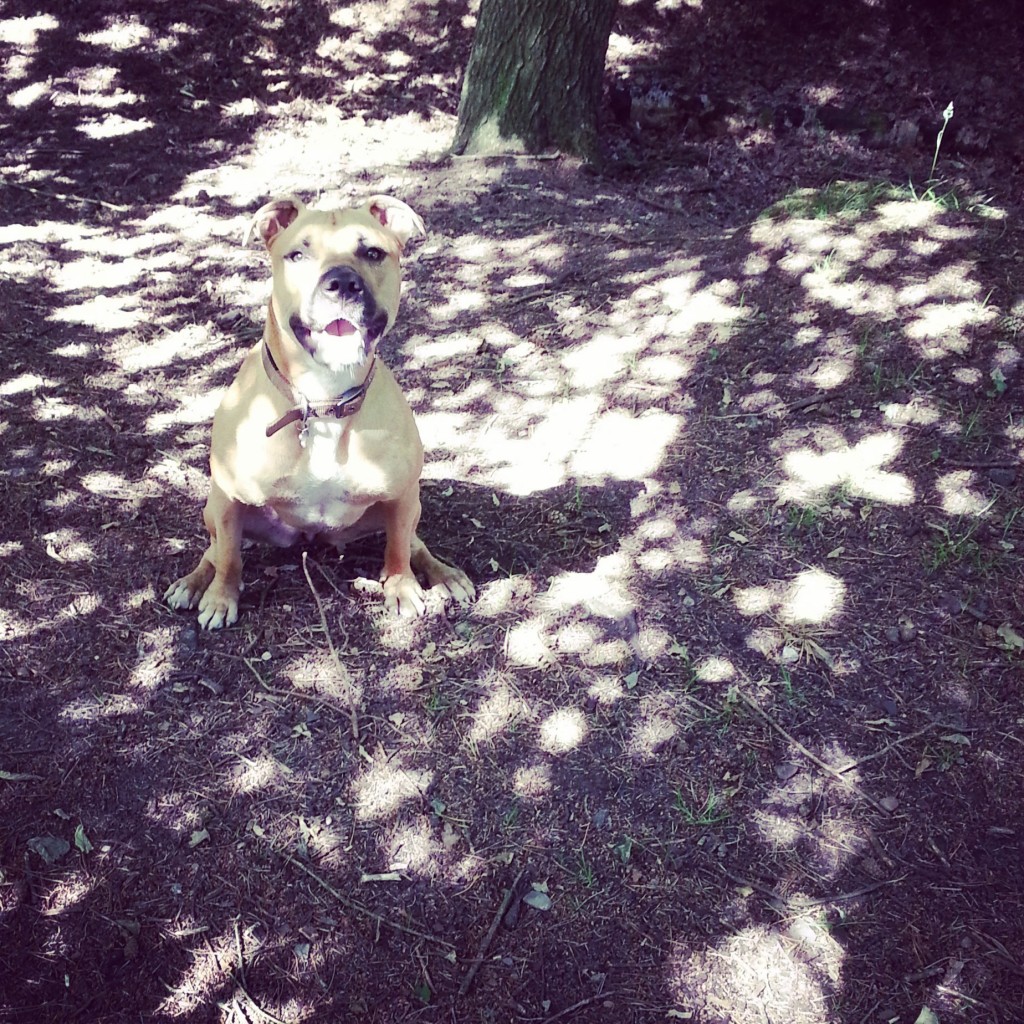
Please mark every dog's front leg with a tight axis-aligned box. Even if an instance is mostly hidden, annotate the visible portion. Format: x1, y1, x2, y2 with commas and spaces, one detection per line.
379, 489, 428, 618
166, 485, 245, 630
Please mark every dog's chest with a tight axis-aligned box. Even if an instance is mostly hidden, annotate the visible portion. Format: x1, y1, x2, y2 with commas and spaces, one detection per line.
274, 422, 382, 531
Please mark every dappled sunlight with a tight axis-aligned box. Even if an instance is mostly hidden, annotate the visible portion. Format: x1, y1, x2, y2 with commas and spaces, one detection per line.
695, 656, 736, 682
781, 569, 846, 626
735, 568, 845, 627
465, 680, 531, 748
935, 470, 994, 516
777, 429, 914, 505
349, 760, 433, 821
669, 923, 838, 1022
537, 706, 588, 754
626, 691, 682, 759
512, 763, 552, 800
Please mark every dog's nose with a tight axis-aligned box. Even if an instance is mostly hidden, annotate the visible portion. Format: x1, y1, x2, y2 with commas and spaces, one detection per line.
320, 266, 364, 298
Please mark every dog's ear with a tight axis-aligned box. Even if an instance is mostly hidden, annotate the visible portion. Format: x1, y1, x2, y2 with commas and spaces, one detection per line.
245, 196, 304, 249
365, 196, 426, 250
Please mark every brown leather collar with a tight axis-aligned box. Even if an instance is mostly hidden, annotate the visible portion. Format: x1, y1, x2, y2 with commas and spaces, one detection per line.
262, 342, 376, 445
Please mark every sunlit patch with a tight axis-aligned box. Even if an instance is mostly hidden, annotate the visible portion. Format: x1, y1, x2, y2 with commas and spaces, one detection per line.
935, 470, 993, 516
78, 114, 153, 139
734, 583, 779, 616
130, 626, 177, 690
572, 408, 678, 480
387, 821, 443, 877
0, 372, 55, 396
0, 14, 58, 46
561, 331, 644, 388
41, 529, 95, 563
513, 763, 551, 800
554, 620, 600, 655
7, 81, 49, 107
232, 753, 290, 794
779, 430, 914, 505
780, 568, 845, 625
60, 693, 141, 723
155, 930, 234, 1018
543, 552, 635, 620
669, 924, 836, 1021
695, 656, 735, 682
627, 693, 679, 759
588, 674, 625, 705
504, 620, 554, 668
51, 293, 145, 332
350, 762, 433, 821
467, 683, 532, 746
472, 576, 535, 618
80, 17, 152, 50
538, 707, 587, 754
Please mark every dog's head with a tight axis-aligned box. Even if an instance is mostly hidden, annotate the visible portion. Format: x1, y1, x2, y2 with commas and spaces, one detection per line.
247, 195, 425, 371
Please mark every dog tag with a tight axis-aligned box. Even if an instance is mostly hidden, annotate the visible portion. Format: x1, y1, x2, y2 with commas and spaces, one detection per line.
298, 423, 309, 448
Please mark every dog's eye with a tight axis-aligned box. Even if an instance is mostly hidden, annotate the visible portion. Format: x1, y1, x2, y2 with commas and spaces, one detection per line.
285, 250, 305, 263
362, 247, 386, 263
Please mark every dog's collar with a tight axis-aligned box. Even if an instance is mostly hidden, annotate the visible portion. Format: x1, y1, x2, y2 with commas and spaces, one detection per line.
262, 343, 377, 445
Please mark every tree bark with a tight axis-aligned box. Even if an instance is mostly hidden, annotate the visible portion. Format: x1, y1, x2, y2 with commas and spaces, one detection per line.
452, 0, 619, 162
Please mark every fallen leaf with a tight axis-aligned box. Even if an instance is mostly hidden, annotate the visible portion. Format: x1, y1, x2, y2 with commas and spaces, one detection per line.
523, 890, 552, 911
0, 770, 42, 782
913, 1008, 939, 1024
624, 670, 639, 690
728, 530, 749, 544
189, 829, 210, 848
997, 623, 1024, 649
28, 836, 70, 864
74, 824, 93, 854
441, 821, 460, 850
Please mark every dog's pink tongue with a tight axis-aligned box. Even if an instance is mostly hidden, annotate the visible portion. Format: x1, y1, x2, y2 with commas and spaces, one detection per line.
325, 319, 356, 337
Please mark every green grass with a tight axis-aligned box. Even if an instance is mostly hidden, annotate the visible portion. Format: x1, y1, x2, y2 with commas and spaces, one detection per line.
925, 520, 995, 573
674, 783, 729, 826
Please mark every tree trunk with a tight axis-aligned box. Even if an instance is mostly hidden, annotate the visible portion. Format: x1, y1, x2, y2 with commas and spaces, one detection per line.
452, 0, 619, 162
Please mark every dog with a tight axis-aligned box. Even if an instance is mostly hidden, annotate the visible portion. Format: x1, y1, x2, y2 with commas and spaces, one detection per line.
165, 194, 474, 629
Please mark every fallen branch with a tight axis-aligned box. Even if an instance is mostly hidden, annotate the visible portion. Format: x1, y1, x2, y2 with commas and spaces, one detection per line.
737, 689, 892, 815
272, 845, 454, 950
458, 869, 524, 998
302, 552, 359, 741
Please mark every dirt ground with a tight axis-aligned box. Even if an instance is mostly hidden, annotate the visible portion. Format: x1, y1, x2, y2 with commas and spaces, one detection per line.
2, 1, 1023, 1022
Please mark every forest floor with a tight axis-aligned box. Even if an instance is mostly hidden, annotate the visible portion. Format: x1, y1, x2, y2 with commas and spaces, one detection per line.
2, 1, 1023, 1022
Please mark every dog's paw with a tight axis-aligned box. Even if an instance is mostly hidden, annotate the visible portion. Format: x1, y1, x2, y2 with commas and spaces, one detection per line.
195, 589, 237, 626
429, 564, 476, 606
383, 573, 427, 618
165, 577, 201, 611
196, 586, 239, 630
440, 570, 476, 606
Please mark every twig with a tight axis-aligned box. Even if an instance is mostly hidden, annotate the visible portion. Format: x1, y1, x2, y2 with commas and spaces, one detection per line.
536, 991, 623, 1024
233, 917, 246, 988
711, 391, 829, 421
458, 869, 524, 998
737, 689, 892, 815
302, 551, 359, 741
273, 846, 454, 949
232, 985, 289, 1024
836, 721, 940, 774
0, 174, 130, 212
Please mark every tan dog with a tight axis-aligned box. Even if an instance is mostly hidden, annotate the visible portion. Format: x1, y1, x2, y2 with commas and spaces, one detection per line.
165, 195, 474, 629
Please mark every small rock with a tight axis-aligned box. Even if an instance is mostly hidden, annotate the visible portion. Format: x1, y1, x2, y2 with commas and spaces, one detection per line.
884, 626, 900, 643
775, 762, 800, 781
989, 467, 1016, 487
898, 621, 917, 643
879, 796, 900, 813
